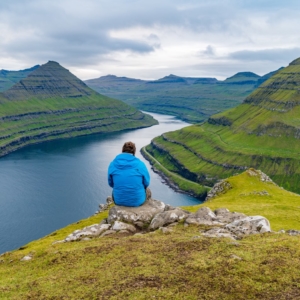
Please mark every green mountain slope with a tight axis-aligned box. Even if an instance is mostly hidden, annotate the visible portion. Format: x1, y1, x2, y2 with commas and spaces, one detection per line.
0, 65, 39, 92
85, 70, 279, 123
0, 61, 157, 157
146, 57, 300, 193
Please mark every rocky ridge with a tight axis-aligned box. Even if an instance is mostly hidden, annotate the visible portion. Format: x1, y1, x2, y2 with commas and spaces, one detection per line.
59, 197, 272, 244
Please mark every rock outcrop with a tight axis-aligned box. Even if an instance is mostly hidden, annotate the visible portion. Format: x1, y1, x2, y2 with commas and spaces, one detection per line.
108, 198, 165, 224
60, 195, 273, 243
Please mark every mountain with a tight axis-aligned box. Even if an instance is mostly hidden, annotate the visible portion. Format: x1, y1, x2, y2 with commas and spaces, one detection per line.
222, 72, 260, 84
146, 74, 188, 84
0, 65, 39, 92
145, 57, 300, 193
85, 70, 280, 123
0, 61, 157, 157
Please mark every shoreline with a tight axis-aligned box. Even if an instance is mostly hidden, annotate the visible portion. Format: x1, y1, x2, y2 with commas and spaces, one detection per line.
141, 146, 209, 200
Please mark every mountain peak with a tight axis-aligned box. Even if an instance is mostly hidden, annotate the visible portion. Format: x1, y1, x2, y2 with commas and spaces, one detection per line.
3, 61, 93, 100
289, 57, 300, 65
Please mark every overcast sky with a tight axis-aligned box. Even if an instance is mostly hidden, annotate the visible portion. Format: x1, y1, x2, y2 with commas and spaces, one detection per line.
1, 0, 300, 80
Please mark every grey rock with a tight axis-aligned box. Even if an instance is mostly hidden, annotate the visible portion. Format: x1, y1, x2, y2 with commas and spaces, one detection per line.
167, 222, 178, 227
246, 169, 275, 184
99, 203, 109, 212
202, 227, 236, 240
64, 224, 112, 242
278, 229, 286, 234
214, 208, 247, 224
100, 230, 116, 237
134, 221, 145, 229
206, 180, 232, 201
185, 207, 221, 225
287, 229, 300, 236
108, 198, 165, 224
118, 230, 130, 234
81, 237, 91, 241
99, 218, 108, 225
149, 208, 189, 230
230, 254, 242, 260
106, 196, 114, 205
96, 224, 111, 236
225, 216, 271, 237
20, 255, 32, 261
112, 221, 137, 233
164, 204, 175, 211
160, 227, 173, 234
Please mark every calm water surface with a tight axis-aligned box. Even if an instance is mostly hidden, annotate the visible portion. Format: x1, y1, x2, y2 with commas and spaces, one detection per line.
0, 112, 200, 253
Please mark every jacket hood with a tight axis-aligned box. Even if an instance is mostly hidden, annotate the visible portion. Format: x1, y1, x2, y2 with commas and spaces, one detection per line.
112, 153, 139, 169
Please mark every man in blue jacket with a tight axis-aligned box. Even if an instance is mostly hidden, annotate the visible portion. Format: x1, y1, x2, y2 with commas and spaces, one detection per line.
108, 141, 150, 207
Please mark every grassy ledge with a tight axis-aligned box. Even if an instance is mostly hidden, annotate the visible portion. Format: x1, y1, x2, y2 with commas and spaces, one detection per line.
141, 146, 209, 200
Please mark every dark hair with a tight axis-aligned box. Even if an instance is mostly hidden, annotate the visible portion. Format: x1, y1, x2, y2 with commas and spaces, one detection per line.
122, 141, 136, 155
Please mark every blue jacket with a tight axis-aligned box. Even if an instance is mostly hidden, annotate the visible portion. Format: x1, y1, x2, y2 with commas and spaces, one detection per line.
108, 153, 150, 207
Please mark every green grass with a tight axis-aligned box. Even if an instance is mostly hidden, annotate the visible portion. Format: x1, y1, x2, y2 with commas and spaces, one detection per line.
186, 170, 300, 231
1, 171, 300, 299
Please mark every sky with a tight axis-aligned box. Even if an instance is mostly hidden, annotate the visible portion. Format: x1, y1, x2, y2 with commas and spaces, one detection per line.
0, 0, 300, 80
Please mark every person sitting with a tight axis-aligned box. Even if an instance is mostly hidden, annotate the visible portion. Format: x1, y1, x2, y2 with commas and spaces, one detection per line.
107, 141, 150, 207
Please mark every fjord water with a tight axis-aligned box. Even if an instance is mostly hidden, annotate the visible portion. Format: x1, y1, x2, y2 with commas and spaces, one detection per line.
0, 112, 199, 253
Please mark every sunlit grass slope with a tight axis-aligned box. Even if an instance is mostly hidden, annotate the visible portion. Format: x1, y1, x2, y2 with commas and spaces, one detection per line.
148, 57, 300, 193
0, 61, 157, 157
185, 169, 300, 231
1, 172, 300, 299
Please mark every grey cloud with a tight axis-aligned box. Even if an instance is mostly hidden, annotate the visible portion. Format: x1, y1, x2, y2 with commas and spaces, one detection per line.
199, 45, 215, 57
0, 0, 300, 76
229, 48, 300, 63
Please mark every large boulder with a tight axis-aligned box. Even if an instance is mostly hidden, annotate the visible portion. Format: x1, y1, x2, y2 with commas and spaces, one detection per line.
107, 198, 165, 225
225, 216, 271, 237
214, 208, 247, 224
149, 208, 190, 230
112, 221, 137, 233
185, 207, 221, 225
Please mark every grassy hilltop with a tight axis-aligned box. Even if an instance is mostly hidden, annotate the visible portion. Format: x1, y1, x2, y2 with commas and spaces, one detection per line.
1, 170, 300, 299
85, 70, 279, 123
146, 57, 300, 194
0, 61, 157, 157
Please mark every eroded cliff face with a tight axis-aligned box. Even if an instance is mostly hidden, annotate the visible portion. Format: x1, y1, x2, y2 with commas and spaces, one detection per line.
0, 61, 157, 157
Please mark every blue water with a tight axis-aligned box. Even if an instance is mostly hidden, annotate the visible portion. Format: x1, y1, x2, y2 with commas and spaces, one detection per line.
0, 112, 199, 253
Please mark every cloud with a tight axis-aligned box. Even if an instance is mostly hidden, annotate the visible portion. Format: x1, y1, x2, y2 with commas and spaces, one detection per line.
229, 48, 300, 63
199, 45, 215, 57
0, 0, 300, 79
